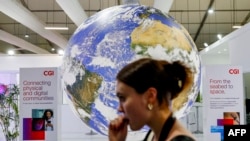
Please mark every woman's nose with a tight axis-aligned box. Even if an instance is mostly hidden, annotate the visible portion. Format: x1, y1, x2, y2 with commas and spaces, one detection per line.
117, 104, 124, 113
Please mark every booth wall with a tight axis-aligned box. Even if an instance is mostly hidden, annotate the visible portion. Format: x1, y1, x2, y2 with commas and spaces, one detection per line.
244, 73, 250, 99
200, 22, 250, 73
0, 55, 63, 71
229, 26, 250, 99
200, 22, 250, 100
229, 28, 250, 72
200, 54, 230, 65
0, 55, 108, 141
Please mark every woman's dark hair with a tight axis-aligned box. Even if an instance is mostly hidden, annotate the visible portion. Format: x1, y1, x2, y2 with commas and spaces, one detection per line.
43, 109, 53, 121
116, 58, 192, 105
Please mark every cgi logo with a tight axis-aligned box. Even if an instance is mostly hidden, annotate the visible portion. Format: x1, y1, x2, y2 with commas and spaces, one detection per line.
229, 69, 239, 74
44, 71, 54, 76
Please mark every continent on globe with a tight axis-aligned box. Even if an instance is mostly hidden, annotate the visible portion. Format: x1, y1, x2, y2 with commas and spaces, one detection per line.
131, 20, 192, 52
64, 58, 103, 122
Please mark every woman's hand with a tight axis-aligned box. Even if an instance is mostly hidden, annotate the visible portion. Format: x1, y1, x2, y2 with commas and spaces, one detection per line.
46, 123, 53, 127
108, 115, 129, 141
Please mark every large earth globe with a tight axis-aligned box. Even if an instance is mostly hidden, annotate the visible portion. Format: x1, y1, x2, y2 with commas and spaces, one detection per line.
61, 4, 201, 140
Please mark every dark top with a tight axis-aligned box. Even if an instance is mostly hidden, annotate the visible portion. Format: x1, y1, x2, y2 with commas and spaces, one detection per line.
143, 113, 195, 141
170, 135, 195, 141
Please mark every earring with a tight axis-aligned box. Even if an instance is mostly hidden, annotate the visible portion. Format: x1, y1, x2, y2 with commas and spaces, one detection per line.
147, 104, 153, 110
178, 80, 182, 88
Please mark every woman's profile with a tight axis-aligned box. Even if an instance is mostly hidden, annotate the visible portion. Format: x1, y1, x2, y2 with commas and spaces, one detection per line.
108, 58, 196, 141
43, 109, 54, 131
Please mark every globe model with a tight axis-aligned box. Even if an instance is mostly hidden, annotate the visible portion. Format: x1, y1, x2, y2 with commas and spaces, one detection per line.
61, 4, 201, 140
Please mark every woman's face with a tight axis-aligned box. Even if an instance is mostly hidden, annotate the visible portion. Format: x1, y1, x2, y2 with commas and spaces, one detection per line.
116, 81, 149, 130
46, 111, 52, 119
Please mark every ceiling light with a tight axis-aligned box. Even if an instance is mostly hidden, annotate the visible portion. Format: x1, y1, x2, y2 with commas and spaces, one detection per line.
51, 48, 55, 51
24, 34, 29, 38
58, 49, 64, 55
44, 27, 69, 30
217, 34, 222, 40
208, 9, 214, 14
7, 50, 15, 55
204, 42, 208, 47
232, 25, 242, 29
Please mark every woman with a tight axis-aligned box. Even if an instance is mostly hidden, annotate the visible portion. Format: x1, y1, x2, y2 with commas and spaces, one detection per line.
43, 109, 54, 131
108, 58, 196, 141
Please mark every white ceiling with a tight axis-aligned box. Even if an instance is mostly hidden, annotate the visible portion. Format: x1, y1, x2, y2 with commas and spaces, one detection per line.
0, 0, 249, 54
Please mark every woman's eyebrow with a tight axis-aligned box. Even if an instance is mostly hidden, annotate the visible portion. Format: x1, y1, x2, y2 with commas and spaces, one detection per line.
116, 92, 126, 97
116, 92, 122, 97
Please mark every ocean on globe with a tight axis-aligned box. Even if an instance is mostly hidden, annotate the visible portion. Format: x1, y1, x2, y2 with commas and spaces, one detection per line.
61, 4, 201, 140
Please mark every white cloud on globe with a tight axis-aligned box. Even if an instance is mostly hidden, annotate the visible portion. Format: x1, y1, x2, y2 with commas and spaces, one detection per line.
71, 45, 82, 58
141, 19, 155, 30
90, 57, 115, 68
63, 72, 76, 86
146, 45, 171, 60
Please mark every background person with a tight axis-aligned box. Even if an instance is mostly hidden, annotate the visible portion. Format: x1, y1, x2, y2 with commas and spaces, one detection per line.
43, 109, 54, 131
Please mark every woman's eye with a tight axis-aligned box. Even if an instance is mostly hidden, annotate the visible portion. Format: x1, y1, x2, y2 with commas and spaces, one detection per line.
118, 96, 125, 101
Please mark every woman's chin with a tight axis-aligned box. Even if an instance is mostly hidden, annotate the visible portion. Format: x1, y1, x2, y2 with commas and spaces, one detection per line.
129, 124, 142, 131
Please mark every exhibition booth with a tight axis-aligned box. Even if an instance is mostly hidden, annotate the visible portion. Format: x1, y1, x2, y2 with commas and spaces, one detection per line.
199, 22, 250, 140
0, 21, 250, 141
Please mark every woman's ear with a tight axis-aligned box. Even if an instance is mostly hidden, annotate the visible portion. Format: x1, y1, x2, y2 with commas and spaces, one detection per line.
146, 87, 157, 104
